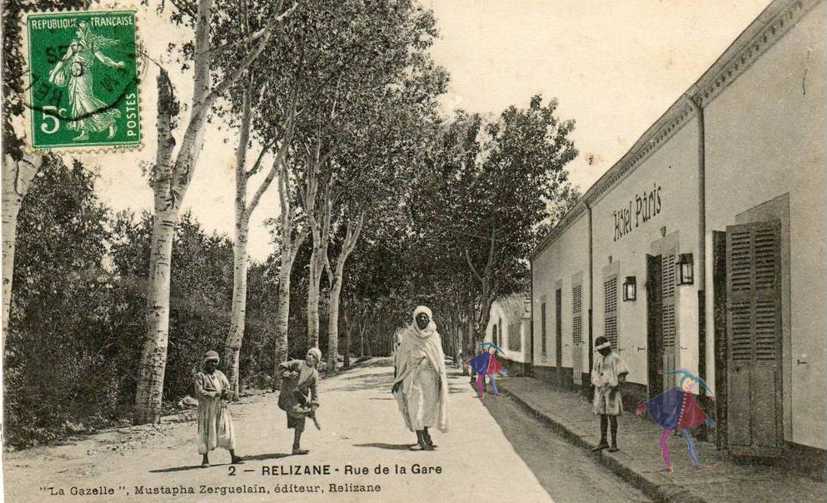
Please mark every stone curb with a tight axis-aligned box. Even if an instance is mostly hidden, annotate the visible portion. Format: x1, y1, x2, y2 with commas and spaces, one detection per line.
488, 381, 709, 503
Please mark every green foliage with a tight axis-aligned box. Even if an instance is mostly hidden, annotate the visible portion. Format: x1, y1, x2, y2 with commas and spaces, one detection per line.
5, 157, 118, 446
5, 162, 274, 447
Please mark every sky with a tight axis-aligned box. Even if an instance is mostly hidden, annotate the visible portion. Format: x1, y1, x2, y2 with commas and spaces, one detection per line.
83, 0, 772, 261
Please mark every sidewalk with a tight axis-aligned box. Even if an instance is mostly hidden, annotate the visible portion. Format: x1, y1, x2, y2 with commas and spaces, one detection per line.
493, 377, 826, 503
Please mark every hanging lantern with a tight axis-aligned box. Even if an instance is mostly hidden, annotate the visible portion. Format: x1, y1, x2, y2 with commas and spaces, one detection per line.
622, 276, 637, 301
677, 253, 694, 285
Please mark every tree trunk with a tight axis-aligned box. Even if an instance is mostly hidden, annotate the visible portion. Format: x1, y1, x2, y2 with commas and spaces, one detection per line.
325, 215, 364, 374
359, 320, 366, 357
326, 285, 341, 374
224, 81, 253, 399
343, 307, 352, 368
134, 208, 178, 424
225, 220, 249, 399
273, 247, 298, 390
1, 154, 41, 338
133, 0, 296, 424
307, 254, 323, 348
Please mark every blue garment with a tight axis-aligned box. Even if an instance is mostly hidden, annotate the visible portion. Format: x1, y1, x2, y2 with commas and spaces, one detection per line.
681, 429, 700, 465
643, 388, 684, 429
469, 352, 490, 375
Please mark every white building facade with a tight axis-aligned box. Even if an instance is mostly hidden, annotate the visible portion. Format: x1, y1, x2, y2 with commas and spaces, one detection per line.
530, 0, 825, 460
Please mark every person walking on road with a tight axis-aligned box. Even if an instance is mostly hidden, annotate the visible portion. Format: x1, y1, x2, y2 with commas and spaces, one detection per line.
392, 306, 449, 451
591, 336, 629, 453
468, 342, 507, 398
278, 347, 322, 455
194, 350, 243, 467
636, 369, 716, 472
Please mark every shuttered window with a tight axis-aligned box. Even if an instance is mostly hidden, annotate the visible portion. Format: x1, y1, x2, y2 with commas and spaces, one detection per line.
661, 251, 677, 349
541, 302, 547, 356
727, 222, 781, 363
508, 322, 521, 351
572, 284, 583, 345
604, 277, 618, 349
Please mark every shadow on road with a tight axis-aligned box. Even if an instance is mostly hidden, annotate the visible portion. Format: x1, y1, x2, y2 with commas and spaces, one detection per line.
149, 463, 227, 473
353, 442, 414, 451
242, 453, 291, 461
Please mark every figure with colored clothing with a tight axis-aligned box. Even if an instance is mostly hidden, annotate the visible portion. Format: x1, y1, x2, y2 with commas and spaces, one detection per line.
636, 369, 716, 472
591, 336, 629, 452
278, 347, 321, 455
468, 342, 507, 398
194, 350, 243, 467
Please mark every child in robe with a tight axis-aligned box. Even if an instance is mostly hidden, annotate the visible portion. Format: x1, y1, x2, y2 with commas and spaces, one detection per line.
591, 336, 629, 452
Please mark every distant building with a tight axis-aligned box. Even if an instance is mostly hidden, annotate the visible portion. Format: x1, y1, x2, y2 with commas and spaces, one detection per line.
484, 294, 532, 375
530, 0, 825, 463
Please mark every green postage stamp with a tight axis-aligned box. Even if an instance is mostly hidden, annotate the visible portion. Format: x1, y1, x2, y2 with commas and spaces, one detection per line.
25, 9, 141, 151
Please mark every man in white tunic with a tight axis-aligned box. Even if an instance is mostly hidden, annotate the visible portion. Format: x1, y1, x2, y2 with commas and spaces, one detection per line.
392, 306, 449, 451
194, 350, 243, 466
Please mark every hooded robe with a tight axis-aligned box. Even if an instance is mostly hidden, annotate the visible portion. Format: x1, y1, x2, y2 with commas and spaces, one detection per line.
392, 306, 449, 432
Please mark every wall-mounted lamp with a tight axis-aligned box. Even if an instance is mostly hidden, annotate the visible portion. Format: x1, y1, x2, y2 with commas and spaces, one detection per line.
677, 253, 694, 285
622, 276, 637, 301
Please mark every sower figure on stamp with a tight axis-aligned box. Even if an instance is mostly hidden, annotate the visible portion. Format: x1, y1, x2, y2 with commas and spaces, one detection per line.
278, 348, 321, 455
591, 336, 629, 452
194, 351, 243, 467
392, 306, 449, 451
48, 20, 125, 141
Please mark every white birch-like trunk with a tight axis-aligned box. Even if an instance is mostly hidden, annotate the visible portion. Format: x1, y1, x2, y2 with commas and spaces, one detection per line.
225, 220, 249, 399
307, 251, 323, 348
134, 0, 295, 423
325, 215, 364, 374
134, 208, 177, 424
273, 252, 294, 389
273, 232, 304, 389
1, 154, 41, 339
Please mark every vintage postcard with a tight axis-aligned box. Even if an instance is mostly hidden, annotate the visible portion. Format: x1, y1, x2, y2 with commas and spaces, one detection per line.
2, 1, 824, 503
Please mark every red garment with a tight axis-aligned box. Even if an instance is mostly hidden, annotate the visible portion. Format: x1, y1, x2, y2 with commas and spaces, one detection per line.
677, 392, 707, 429
486, 354, 503, 376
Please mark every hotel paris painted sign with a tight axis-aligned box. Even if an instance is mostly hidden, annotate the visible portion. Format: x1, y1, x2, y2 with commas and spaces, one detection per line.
612, 183, 663, 242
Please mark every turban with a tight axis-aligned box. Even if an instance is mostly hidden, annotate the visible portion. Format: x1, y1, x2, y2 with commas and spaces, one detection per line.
307, 347, 322, 363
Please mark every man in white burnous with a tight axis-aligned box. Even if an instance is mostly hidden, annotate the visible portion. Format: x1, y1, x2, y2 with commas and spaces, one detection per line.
392, 306, 449, 451
48, 20, 125, 141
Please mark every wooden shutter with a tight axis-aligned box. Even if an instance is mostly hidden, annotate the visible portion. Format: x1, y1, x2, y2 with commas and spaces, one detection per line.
541, 302, 547, 357
572, 285, 583, 345
604, 277, 618, 349
726, 220, 783, 454
572, 283, 584, 385
661, 246, 677, 388
555, 288, 563, 373
508, 322, 521, 351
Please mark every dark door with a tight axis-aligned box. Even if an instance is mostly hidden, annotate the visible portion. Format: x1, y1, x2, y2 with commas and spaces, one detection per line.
555, 288, 563, 385
646, 254, 663, 398
726, 221, 783, 457
713, 231, 728, 449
